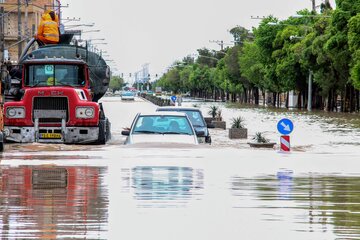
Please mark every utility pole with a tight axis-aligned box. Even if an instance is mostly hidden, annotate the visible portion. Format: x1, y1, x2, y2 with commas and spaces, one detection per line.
307, 0, 316, 111
209, 40, 224, 51
307, 70, 312, 111
24, 0, 29, 40
0, 7, 4, 62
17, 0, 22, 60
311, 0, 316, 13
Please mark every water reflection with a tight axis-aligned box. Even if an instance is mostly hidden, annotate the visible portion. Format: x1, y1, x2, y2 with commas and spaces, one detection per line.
230, 173, 360, 238
0, 165, 108, 239
121, 166, 203, 207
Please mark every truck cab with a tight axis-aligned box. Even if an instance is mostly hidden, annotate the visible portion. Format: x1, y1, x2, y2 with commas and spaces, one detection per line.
4, 57, 110, 144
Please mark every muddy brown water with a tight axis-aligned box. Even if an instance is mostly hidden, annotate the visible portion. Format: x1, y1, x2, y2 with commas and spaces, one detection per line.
1, 96, 360, 239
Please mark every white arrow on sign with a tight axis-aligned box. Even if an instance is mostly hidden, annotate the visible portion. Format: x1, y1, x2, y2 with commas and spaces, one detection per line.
281, 121, 291, 132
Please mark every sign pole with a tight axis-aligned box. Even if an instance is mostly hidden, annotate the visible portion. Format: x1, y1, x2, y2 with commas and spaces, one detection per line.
280, 135, 290, 152
277, 118, 294, 153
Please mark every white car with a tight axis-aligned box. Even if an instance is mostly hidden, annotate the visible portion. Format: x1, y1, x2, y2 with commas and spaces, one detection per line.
121, 112, 199, 145
156, 106, 213, 144
121, 91, 135, 100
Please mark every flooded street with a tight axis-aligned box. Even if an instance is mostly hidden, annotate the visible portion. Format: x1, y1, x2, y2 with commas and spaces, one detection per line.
1, 96, 360, 239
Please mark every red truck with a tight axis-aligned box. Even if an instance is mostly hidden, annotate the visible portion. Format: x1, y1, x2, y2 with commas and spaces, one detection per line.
3, 37, 111, 144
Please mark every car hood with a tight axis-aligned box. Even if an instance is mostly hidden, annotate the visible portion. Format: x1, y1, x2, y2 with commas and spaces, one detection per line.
129, 134, 198, 145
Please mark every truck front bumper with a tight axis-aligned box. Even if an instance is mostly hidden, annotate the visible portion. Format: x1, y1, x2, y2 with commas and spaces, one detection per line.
4, 126, 99, 144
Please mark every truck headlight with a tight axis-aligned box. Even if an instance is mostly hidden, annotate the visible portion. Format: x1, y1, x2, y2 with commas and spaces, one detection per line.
76, 107, 95, 119
6, 107, 25, 118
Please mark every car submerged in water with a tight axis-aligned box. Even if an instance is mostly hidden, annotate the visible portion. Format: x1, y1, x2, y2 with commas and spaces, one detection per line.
121, 112, 200, 146
156, 106, 213, 144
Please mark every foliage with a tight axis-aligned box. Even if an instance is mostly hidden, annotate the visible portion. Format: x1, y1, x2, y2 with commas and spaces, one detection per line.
231, 116, 245, 129
208, 105, 219, 118
153, 2, 360, 112
348, 14, 360, 88
109, 76, 124, 92
253, 132, 269, 143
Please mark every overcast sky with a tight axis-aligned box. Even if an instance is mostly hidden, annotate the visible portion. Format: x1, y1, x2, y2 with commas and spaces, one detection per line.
60, 0, 336, 80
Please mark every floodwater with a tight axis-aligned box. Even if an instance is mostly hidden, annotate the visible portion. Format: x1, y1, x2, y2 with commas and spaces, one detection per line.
1, 96, 360, 239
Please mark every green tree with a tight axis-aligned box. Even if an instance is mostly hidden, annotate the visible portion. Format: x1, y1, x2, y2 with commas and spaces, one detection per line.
348, 14, 360, 89
109, 75, 124, 92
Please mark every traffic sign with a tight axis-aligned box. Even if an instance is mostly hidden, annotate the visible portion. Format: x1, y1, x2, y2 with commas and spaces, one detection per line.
280, 135, 290, 152
277, 118, 294, 135
170, 96, 177, 102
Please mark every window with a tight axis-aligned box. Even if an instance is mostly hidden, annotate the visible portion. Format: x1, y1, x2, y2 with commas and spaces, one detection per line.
25, 64, 85, 87
133, 116, 193, 135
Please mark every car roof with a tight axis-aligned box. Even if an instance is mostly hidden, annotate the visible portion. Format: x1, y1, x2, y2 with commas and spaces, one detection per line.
139, 111, 187, 117
156, 106, 201, 112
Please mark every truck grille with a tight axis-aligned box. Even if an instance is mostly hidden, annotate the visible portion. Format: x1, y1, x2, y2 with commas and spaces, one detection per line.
33, 97, 69, 123
32, 168, 68, 189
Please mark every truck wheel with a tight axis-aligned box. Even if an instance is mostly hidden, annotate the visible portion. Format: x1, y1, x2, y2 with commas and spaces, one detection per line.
97, 119, 106, 144
0, 132, 4, 151
105, 118, 111, 141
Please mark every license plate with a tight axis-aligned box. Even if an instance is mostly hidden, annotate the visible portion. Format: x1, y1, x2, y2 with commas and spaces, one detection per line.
40, 133, 62, 139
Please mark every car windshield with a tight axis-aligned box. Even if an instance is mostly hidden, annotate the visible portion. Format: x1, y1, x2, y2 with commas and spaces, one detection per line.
25, 64, 85, 87
158, 109, 206, 127
133, 115, 194, 135
122, 91, 134, 96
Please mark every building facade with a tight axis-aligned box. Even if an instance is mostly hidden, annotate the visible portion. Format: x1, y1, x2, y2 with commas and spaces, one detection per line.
0, 0, 60, 62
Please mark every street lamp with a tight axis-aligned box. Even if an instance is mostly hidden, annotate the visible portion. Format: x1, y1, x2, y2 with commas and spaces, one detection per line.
82, 29, 100, 34
88, 38, 105, 41
292, 14, 331, 18
64, 23, 95, 29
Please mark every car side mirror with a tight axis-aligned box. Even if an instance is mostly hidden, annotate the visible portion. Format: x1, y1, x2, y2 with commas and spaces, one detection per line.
207, 123, 215, 128
121, 130, 130, 136
196, 130, 205, 137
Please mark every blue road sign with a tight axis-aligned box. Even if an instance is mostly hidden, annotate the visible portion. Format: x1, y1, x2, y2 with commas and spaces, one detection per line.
277, 118, 294, 135
170, 96, 177, 102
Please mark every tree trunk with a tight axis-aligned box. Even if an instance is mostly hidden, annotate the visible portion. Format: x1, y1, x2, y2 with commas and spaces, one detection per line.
356, 90, 360, 112
333, 89, 337, 112
297, 91, 302, 109
326, 89, 331, 112
272, 92, 276, 107
350, 85, 355, 113
254, 87, 259, 105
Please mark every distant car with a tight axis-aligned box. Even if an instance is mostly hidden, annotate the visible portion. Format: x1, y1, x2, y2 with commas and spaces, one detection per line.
121, 112, 199, 145
156, 106, 213, 144
121, 91, 135, 100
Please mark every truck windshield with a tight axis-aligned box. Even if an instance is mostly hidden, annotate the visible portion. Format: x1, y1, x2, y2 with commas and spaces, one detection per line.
25, 64, 85, 87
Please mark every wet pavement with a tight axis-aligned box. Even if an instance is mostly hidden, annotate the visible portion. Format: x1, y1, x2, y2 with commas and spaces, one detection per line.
1, 96, 360, 239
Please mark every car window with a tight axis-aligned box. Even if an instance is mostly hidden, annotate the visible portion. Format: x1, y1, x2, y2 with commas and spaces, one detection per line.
133, 115, 193, 135
183, 111, 205, 127
157, 109, 206, 127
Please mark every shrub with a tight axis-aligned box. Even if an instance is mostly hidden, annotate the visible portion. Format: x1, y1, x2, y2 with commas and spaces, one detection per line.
253, 132, 269, 143
231, 116, 245, 129
208, 105, 219, 118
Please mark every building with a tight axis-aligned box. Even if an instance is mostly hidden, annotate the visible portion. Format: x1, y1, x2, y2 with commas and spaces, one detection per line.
0, 0, 60, 62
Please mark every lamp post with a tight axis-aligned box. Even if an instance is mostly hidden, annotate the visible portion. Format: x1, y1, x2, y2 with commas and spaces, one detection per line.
307, 70, 312, 111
